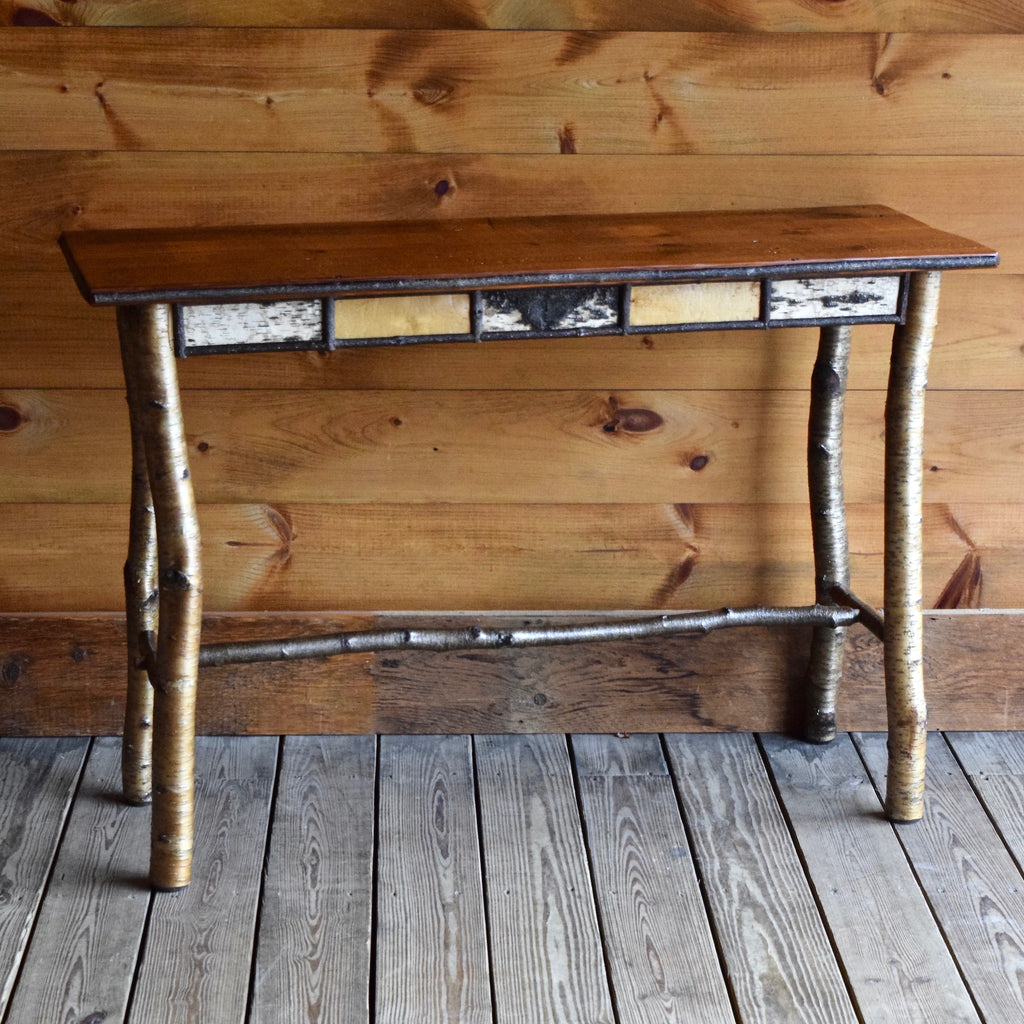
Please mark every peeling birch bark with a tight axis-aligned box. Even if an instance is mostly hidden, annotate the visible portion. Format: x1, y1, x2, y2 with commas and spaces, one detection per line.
805, 325, 852, 743
119, 304, 203, 890
884, 272, 941, 822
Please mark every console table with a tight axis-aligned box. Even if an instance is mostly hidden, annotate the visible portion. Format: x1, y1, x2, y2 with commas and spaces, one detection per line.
60, 206, 998, 890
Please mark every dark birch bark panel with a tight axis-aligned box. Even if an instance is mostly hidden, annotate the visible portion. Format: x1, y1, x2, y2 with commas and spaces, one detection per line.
761, 732, 981, 1024
0, 738, 89, 1017
129, 736, 278, 1024
854, 731, 1024, 1021
376, 734, 491, 1024
0, 738, 148, 1024
572, 733, 735, 1024
480, 286, 620, 334
250, 735, 376, 1024
474, 733, 615, 1024
663, 732, 858, 1024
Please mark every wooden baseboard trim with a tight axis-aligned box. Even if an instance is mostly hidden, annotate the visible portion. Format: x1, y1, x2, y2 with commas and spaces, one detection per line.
1, 610, 1019, 736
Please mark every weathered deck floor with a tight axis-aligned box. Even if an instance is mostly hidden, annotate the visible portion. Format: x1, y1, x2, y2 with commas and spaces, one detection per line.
2, 731, 1024, 1023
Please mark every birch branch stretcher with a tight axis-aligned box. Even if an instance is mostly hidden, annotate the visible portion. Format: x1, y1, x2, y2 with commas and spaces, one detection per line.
60, 205, 998, 890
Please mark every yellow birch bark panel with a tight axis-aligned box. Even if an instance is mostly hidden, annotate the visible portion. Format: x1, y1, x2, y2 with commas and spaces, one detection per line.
630, 281, 761, 326
334, 293, 471, 339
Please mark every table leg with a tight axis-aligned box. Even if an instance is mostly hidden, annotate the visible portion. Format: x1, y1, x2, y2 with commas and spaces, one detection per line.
117, 304, 203, 889
883, 271, 941, 822
118, 314, 158, 805
805, 324, 852, 743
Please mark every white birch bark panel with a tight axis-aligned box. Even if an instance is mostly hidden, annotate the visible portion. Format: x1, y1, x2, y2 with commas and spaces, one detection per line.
180, 300, 322, 348
630, 280, 760, 325
334, 293, 471, 340
768, 276, 901, 321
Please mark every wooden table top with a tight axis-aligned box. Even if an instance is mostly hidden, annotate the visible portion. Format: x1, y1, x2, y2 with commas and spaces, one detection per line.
60, 205, 998, 306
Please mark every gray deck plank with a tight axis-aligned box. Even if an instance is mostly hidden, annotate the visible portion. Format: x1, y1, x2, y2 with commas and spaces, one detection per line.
2, 737, 149, 1024
6, 732, 1024, 1024
376, 734, 491, 1024
250, 735, 376, 1024
855, 731, 1024, 1022
762, 732, 981, 1024
474, 733, 615, 1024
663, 732, 858, 1024
946, 731, 1024, 862
572, 733, 735, 1024
129, 736, 277, 1024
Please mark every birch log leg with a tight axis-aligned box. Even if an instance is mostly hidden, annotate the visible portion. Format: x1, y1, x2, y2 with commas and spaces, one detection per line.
804, 325, 852, 744
883, 272, 940, 822
118, 304, 203, 889
118, 314, 158, 805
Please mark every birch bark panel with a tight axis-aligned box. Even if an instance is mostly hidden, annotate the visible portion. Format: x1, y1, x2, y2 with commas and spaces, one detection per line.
181, 300, 323, 350
4, 0, 1023, 30
250, 735, 376, 1024
854, 731, 1024, 1022
375, 735, 491, 1024
3, 32, 1022, 156
130, 736, 278, 1024
630, 280, 761, 326
663, 733, 859, 1024
0, 739, 149, 1024
473, 733, 615, 1024
335, 292, 472, 340
0, 738, 88, 1017
6, 271, 1022, 392
761, 733, 981, 1024
571, 733, 735, 1024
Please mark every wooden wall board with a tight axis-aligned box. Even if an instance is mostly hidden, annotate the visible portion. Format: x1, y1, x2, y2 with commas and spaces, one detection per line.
2, 387, 1022, 506
5, 0, 1024, 31
3, 153, 1019, 272
1, 610, 1021, 736
2, 31, 1022, 156
0, 501, 1015, 612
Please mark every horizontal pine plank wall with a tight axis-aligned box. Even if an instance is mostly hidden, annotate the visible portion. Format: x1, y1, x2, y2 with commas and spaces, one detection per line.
2, 6, 1023, 734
